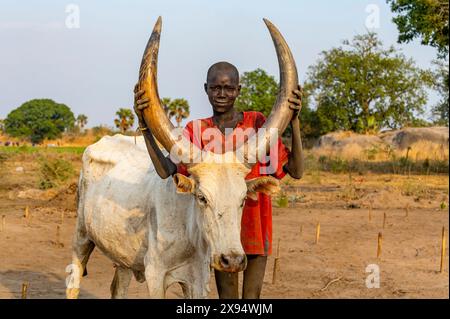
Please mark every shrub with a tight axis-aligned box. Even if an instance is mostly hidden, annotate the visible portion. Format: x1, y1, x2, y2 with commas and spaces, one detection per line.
275, 192, 289, 208
38, 157, 75, 189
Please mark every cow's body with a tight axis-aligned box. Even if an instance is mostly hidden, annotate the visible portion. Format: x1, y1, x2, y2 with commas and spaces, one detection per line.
67, 135, 211, 298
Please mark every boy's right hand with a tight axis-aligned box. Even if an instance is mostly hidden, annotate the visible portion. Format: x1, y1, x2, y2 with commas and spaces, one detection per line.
134, 83, 150, 128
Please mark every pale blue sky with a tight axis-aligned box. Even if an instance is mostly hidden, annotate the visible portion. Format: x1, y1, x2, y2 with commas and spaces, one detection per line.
0, 0, 441, 127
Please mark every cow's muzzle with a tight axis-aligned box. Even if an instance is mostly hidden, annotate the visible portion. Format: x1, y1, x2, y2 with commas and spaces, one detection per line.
212, 252, 247, 272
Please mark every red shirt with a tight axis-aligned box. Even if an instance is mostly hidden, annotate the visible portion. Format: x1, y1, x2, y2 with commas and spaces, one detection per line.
178, 111, 290, 255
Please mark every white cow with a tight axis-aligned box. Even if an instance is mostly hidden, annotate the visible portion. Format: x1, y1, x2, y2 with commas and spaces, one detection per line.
65, 135, 279, 299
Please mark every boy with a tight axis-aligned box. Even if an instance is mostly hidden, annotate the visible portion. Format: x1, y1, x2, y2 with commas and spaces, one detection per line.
134, 61, 304, 298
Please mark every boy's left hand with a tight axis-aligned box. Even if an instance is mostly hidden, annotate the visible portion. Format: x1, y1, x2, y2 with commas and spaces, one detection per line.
288, 84, 303, 121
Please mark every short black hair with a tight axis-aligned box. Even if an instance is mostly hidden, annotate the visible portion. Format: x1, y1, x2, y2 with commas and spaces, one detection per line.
206, 61, 239, 83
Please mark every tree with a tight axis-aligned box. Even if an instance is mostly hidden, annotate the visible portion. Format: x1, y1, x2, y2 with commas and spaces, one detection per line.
76, 114, 88, 130
0, 119, 4, 133
167, 99, 190, 128
305, 32, 433, 134
114, 108, 135, 133
161, 98, 190, 127
4, 99, 75, 144
235, 68, 278, 117
432, 60, 449, 125
161, 98, 172, 117
387, 0, 449, 58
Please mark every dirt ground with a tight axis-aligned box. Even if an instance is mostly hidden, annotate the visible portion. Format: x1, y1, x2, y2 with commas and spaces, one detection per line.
0, 152, 448, 299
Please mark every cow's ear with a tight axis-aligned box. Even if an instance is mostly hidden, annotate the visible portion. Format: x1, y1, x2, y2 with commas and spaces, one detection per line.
246, 176, 280, 200
173, 173, 196, 194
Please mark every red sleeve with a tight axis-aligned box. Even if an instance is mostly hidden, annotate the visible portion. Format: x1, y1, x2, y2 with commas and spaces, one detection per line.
271, 138, 290, 179
254, 112, 266, 129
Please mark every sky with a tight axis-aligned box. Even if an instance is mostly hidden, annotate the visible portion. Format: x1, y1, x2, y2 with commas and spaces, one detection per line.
0, 0, 442, 128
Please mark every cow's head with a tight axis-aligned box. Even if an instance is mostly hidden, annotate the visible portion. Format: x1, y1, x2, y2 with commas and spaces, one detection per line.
171, 158, 280, 272
138, 17, 297, 272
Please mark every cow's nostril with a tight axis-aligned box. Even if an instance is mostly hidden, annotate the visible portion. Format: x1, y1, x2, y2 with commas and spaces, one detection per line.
220, 254, 230, 267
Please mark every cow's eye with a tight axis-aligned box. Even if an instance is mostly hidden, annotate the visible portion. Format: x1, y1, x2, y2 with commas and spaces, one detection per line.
197, 193, 208, 205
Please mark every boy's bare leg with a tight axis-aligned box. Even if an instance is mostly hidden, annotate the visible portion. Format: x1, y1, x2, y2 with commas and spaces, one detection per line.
214, 270, 239, 299
242, 255, 267, 299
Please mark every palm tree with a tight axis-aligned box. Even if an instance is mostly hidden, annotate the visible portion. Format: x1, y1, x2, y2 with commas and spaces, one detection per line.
161, 98, 172, 117
167, 99, 190, 128
114, 108, 135, 133
76, 114, 88, 131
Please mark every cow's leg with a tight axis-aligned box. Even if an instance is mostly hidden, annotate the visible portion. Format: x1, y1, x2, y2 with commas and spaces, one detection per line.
110, 266, 133, 299
66, 228, 95, 299
171, 263, 209, 299
143, 256, 166, 298
162, 259, 211, 299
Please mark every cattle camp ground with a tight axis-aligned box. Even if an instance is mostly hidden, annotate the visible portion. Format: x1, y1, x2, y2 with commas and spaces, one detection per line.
0, 127, 448, 298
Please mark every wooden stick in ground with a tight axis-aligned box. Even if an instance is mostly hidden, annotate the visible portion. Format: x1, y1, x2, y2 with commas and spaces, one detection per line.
383, 213, 386, 229
272, 239, 281, 284
377, 232, 383, 258
315, 222, 321, 244
24, 206, 29, 219
276, 238, 280, 257
299, 224, 303, 237
56, 225, 61, 246
405, 204, 409, 218
368, 203, 372, 222
440, 226, 446, 273
1, 215, 5, 232
21, 282, 28, 299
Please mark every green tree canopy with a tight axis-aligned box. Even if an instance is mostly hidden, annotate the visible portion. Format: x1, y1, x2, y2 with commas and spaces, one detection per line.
431, 60, 449, 125
235, 68, 278, 117
5, 99, 75, 144
114, 108, 135, 133
305, 32, 433, 134
387, 0, 449, 58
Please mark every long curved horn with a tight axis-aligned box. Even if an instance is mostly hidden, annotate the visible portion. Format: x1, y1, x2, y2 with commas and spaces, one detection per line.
238, 18, 298, 166
138, 17, 195, 164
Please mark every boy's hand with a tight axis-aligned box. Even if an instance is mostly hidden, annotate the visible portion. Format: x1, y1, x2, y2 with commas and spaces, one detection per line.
288, 84, 303, 121
134, 83, 150, 128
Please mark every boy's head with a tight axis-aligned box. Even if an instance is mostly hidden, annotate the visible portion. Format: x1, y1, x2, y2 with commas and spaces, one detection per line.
204, 62, 241, 114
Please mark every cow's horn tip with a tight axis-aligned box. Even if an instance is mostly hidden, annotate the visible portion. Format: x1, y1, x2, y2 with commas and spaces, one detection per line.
153, 16, 162, 30
263, 18, 273, 27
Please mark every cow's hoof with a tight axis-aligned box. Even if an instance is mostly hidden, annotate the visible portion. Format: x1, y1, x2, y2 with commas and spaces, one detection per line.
66, 288, 80, 299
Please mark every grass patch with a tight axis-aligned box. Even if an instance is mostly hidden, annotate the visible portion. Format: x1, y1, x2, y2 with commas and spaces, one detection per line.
0, 146, 85, 155
38, 157, 75, 189
313, 154, 448, 175
275, 191, 289, 208
400, 180, 428, 198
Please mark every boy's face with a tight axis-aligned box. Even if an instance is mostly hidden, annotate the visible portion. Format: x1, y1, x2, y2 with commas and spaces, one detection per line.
204, 70, 241, 114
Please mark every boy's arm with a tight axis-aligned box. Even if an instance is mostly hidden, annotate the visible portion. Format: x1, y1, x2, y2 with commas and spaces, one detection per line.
134, 85, 177, 179
283, 85, 305, 179
283, 116, 304, 179
140, 127, 177, 179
